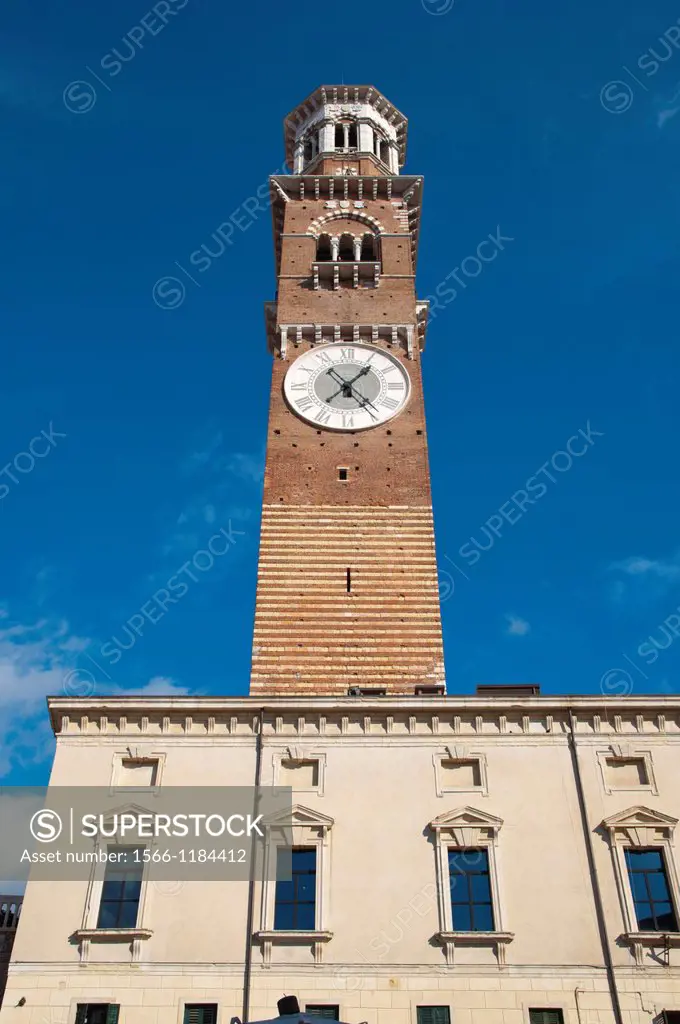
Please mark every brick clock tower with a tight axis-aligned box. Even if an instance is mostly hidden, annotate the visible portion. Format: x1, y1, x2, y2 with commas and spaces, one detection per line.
250, 85, 445, 698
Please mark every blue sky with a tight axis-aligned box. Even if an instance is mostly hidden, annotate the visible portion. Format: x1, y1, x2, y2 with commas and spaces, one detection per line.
2, 0, 680, 785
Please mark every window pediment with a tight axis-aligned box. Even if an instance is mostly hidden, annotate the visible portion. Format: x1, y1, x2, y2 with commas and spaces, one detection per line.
429, 806, 503, 846
602, 805, 678, 846
263, 803, 334, 835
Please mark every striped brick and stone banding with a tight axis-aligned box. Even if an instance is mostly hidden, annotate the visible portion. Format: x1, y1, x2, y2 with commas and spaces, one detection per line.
250, 504, 445, 695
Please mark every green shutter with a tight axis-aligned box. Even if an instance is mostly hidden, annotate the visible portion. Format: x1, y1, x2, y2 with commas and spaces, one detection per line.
105, 1007, 120, 1024
75, 1008, 87, 1024
184, 1005, 218, 1024
417, 1007, 450, 1024
529, 1010, 564, 1024
306, 1006, 340, 1020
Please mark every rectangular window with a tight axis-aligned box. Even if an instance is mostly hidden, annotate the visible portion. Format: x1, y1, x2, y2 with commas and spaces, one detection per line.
417, 1008, 451, 1024
279, 759, 319, 788
97, 847, 143, 929
448, 848, 494, 931
605, 757, 648, 788
75, 1007, 120, 1024
118, 758, 158, 786
625, 848, 679, 931
440, 759, 482, 789
306, 1007, 340, 1020
529, 1011, 564, 1024
274, 847, 316, 930
183, 1005, 218, 1024
337, 467, 348, 481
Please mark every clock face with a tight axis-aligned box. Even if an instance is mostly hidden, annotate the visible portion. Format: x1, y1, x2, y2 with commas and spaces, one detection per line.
283, 343, 411, 431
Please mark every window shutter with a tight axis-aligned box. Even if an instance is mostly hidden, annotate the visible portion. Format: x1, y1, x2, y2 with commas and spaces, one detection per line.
105, 1007, 120, 1024
529, 1010, 564, 1024
417, 1007, 451, 1024
75, 1008, 88, 1024
184, 1005, 218, 1024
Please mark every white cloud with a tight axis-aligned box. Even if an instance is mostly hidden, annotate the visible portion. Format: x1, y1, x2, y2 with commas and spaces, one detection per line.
610, 554, 680, 580
129, 676, 189, 697
0, 616, 188, 778
658, 105, 680, 128
657, 83, 680, 129
504, 614, 530, 637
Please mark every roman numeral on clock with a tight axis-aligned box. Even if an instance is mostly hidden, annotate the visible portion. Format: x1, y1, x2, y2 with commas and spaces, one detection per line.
314, 408, 332, 425
341, 413, 355, 429
315, 351, 333, 365
289, 382, 307, 391
387, 382, 405, 390
381, 396, 400, 410
339, 348, 355, 362
295, 395, 315, 412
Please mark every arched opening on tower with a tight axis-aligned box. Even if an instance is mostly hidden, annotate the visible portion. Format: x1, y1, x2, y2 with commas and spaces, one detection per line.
338, 234, 354, 262
303, 135, 314, 164
316, 234, 332, 261
334, 124, 344, 149
360, 234, 376, 261
379, 139, 390, 164
348, 123, 358, 149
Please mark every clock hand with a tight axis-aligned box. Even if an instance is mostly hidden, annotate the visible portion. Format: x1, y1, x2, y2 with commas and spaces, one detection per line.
327, 365, 372, 403
327, 368, 348, 387
326, 367, 359, 403
344, 365, 371, 387
352, 386, 379, 420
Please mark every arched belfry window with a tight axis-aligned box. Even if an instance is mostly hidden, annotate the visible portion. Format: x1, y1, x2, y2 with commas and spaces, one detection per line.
338, 234, 354, 261
379, 139, 390, 164
316, 234, 332, 261
360, 234, 376, 261
302, 130, 319, 166
334, 121, 358, 152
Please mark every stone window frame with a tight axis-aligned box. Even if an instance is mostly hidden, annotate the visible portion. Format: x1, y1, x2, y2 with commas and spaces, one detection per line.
601, 805, 680, 964
109, 749, 165, 795
596, 746, 657, 796
254, 803, 334, 965
428, 805, 513, 964
272, 747, 327, 796
433, 747, 488, 798
73, 802, 154, 964
179, 1003, 220, 1024
521, 1008, 568, 1024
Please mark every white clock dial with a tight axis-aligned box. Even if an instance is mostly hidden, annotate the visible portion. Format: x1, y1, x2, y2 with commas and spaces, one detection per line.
283, 343, 411, 431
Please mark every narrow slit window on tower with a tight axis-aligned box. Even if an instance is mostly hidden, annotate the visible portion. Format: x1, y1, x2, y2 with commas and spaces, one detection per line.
346, 568, 351, 593
337, 467, 348, 481
334, 124, 344, 149
348, 123, 358, 149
